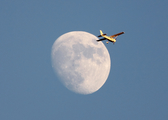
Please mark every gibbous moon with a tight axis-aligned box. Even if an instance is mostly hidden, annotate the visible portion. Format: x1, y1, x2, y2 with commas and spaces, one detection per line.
51, 31, 111, 94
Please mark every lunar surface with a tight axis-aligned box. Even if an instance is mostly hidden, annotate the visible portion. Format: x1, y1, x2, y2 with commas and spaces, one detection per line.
51, 31, 111, 94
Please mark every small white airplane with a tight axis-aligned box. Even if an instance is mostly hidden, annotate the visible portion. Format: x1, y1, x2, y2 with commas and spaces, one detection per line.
97, 30, 124, 44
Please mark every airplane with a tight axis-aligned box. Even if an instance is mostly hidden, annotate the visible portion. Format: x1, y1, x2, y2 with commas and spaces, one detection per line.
97, 30, 124, 44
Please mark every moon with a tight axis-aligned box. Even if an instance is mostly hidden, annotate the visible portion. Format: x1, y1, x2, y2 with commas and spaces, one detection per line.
51, 31, 111, 94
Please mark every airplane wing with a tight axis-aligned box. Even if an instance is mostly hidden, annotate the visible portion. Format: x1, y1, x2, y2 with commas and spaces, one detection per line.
110, 32, 124, 38
96, 38, 107, 41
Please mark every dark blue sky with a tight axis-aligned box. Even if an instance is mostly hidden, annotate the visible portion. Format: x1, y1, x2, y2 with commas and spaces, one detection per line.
1, 0, 168, 120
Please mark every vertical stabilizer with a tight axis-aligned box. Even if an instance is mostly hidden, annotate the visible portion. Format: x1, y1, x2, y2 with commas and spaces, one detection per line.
100, 30, 103, 35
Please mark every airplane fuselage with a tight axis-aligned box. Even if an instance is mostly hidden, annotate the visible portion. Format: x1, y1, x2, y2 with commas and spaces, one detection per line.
101, 35, 116, 43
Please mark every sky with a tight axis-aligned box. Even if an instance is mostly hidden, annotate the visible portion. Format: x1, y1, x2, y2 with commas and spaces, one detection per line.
0, 0, 168, 120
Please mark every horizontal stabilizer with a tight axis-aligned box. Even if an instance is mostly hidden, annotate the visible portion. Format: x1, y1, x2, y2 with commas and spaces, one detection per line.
97, 34, 107, 37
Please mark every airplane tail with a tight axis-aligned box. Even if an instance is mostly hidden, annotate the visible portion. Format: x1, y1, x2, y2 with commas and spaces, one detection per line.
100, 30, 103, 35
98, 30, 106, 37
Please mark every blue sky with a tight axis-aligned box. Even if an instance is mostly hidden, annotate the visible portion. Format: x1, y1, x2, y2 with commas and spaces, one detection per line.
0, 0, 168, 120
